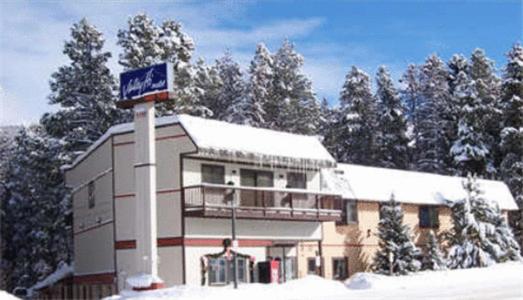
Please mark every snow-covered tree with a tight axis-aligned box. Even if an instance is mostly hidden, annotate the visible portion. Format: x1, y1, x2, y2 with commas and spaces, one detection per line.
214, 52, 245, 123
469, 49, 502, 176
117, 13, 208, 116
2, 126, 71, 292
447, 175, 521, 268
372, 195, 421, 275
416, 54, 452, 174
499, 44, 523, 253
243, 43, 273, 127
447, 54, 469, 95
375, 66, 409, 169
41, 18, 119, 155
269, 40, 320, 134
450, 71, 489, 176
335, 66, 377, 165
399, 64, 422, 167
421, 231, 446, 271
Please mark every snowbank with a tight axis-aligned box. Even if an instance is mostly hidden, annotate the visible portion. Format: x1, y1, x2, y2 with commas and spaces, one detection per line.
30, 262, 73, 291
106, 262, 523, 300
0, 291, 19, 300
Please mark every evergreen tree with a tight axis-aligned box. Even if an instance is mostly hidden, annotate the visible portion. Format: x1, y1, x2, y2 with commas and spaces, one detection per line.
399, 64, 422, 168
372, 195, 421, 275
469, 49, 502, 176
244, 43, 273, 127
41, 18, 119, 155
446, 175, 521, 268
447, 54, 469, 95
450, 71, 489, 176
336, 66, 377, 165
214, 52, 245, 123
499, 44, 523, 253
375, 66, 409, 169
421, 231, 446, 270
117, 13, 208, 116
194, 58, 223, 117
2, 127, 71, 292
416, 54, 452, 174
269, 40, 320, 134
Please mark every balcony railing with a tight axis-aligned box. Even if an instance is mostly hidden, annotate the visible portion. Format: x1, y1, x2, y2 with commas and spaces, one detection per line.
183, 183, 342, 221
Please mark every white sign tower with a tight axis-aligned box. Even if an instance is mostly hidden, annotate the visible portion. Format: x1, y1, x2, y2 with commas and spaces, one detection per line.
119, 63, 173, 290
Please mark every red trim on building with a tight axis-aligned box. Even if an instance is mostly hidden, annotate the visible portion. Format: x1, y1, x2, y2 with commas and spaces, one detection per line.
158, 237, 183, 247
114, 189, 180, 199
74, 221, 113, 235
112, 133, 187, 147
156, 134, 187, 141
115, 240, 137, 250
114, 237, 274, 249
73, 272, 115, 285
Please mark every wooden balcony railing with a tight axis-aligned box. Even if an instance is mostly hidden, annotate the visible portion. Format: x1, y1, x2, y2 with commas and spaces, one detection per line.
183, 183, 342, 221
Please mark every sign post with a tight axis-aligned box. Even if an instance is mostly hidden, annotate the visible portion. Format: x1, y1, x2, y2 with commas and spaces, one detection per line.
119, 63, 173, 290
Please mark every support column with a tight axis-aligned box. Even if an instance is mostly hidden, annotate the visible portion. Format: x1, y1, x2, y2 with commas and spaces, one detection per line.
133, 101, 161, 287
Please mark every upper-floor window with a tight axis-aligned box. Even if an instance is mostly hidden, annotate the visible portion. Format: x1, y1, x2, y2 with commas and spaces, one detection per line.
202, 164, 225, 184
240, 169, 273, 187
419, 205, 439, 228
345, 200, 358, 224
87, 181, 95, 209
287, 172, 306, 189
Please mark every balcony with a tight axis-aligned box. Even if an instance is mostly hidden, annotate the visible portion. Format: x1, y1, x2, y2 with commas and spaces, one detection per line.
183, 183, 342, 221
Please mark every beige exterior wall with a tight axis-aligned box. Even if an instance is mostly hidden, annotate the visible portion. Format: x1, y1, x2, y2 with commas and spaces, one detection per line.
66, 139, 115, 276
298, 201, 454, 279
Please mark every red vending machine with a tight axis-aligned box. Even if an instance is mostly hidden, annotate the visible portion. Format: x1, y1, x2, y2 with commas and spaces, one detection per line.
270, 259, 280, 283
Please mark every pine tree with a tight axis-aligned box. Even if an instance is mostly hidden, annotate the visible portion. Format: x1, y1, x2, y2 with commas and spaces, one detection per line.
499, 44, 523, 253
375, 66, 409, 169
446, 175, 521, 268
416, 54, 452, 174
41, 18, 119, 155
450, 71, 489, 176
117, 13, 209, 116
214, 52, 245, 123
372, 195, 421, 275
421, 231, 446, 271
244, 43, 273, 127
194, 58, 223, 117
336, 66, 377, 165
399, 64, 422, 168
469, 49, 502, 176
2, 127, 71, 292
269, 40, 320, 134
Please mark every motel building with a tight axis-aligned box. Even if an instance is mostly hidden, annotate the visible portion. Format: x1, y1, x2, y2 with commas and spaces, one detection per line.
33, 64, 518, 299
52, 114, 518, 299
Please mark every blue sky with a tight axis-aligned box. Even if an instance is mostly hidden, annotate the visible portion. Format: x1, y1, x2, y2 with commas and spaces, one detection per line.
0, 0, 521, 125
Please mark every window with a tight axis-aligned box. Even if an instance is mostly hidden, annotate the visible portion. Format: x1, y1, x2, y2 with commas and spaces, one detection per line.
287, 172, 306, 189
87, 181, 95, 209
307, 258, 317, 275
208, 257, 247, 285
202, 164, 225, 184
332, 257, 348, 280
419, 206, 439, 228
240, 169, 274, 206
345, 200, 358, 224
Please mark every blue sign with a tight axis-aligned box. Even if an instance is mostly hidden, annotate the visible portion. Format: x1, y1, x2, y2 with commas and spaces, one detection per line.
119, 63, 173, 102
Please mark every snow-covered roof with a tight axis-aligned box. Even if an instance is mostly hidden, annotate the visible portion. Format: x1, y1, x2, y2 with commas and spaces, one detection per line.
64, 114, 335, 170
322, 164, 517, 210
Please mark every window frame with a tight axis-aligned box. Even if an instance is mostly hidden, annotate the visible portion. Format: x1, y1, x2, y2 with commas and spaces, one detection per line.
87, 181, 95, 209
201, 164, 225, 185
307, 257, 317, 275
337, 200, 358, 225
419, 205, 439, 228
286, 172, 307, 189
331, 257, 348, 280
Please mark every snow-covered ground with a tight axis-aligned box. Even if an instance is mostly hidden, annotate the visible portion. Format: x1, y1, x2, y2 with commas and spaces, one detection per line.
0, 290, 19, 300
106, 262, 523, 300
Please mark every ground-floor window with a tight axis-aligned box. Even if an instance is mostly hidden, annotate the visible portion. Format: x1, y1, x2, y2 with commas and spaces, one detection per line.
332, 257, 348, 280
208, 257, 247, 285
307, 257, 317, 275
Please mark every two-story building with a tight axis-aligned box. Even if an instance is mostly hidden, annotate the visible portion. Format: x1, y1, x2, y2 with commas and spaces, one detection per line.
59, 114, 518, 299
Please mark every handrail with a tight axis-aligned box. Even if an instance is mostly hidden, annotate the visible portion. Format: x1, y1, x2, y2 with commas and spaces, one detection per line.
183, 183, 341, 196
